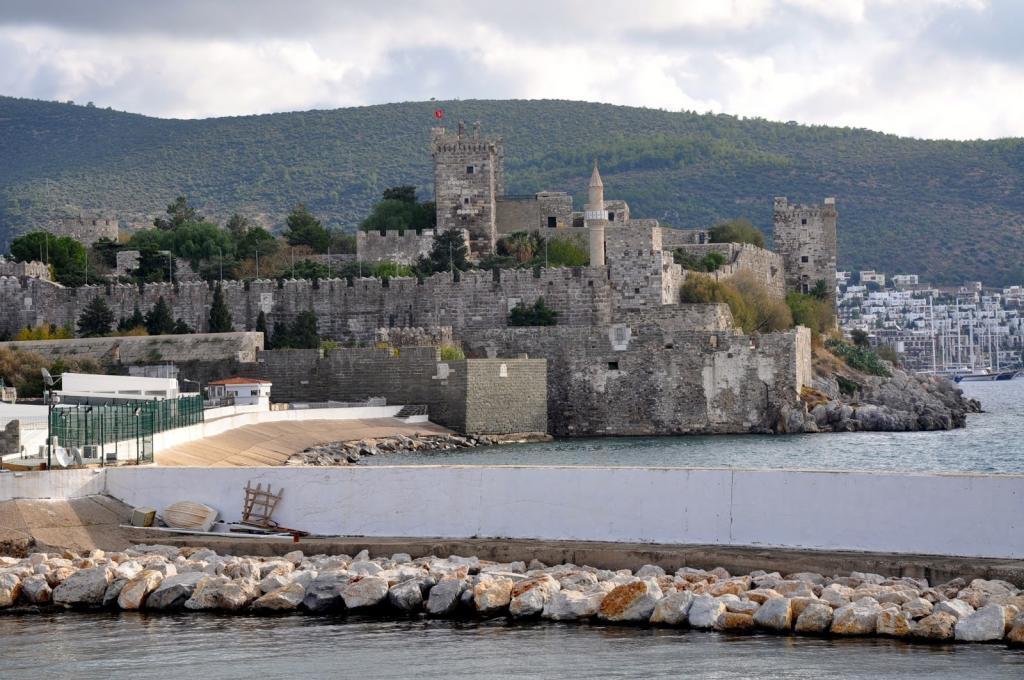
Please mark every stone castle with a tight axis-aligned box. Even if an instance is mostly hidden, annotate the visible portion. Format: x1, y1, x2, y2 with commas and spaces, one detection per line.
0, 123, 838, 436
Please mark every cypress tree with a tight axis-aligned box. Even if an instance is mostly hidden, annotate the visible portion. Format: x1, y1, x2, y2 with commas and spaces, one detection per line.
77, 296, 115, 337
144, 297, 176, 335
208, 283, 233, 332
255, 310, 268, 346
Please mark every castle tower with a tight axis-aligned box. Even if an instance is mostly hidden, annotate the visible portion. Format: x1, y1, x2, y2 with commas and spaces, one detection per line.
432, 121, 505, 257
584, 160, 607, 266
773, 196, 838, 299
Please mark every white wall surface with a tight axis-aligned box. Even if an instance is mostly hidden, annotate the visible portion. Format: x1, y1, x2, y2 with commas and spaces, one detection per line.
103, 466, 1024, 559
0, 468, 104, 499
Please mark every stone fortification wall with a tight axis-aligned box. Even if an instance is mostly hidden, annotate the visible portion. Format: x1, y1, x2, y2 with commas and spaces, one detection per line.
432, 125, 504, 256
248, 347, 546, 435
0, 260, 50, 280
605, 225, 681, 311
659, 228, 709, 248
462, 310, 810, 436
674, 243, 786, 298
356, 229, 447, 265
1, 269, 613, 344
47, 216, 119, 246
495, 193, 575, 233
773, 196, 838, 297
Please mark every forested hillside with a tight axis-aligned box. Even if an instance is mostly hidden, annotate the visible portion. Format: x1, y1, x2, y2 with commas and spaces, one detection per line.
1, 96, 1023, 285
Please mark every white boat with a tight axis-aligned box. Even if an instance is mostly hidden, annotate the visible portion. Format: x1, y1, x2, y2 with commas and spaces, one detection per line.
163, 501, 219, 532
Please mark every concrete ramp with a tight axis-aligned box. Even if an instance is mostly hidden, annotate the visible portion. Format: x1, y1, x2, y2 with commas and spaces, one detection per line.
155, 417, 452, 467
0, 495, 134, 555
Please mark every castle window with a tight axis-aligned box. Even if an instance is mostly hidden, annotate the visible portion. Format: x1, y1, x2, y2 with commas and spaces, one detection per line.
607, 361, 619, 371
466, 166, 474, 174
801, 256, 809, 263
464, 198, 470, 204
547, 216, 556, 229
801, 218, 807, 225
608, 212, 615, 221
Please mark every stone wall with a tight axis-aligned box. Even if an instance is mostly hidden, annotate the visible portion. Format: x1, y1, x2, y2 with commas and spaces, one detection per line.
674, 243, 786, 298
462, 310, 810, 436
659, 228, 709, 248
356, 229, 443, 265
495, 192, 575, 234
432, 124, 504, 256
0, 259, 50, 280
605, 225, 681, 312
247, 347, 547, 435
0, 270, 613, 345
773, 196, 838, 297
47, 216, 119, 246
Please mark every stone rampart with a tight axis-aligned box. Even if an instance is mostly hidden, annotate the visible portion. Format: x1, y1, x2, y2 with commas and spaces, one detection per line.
674, 243, 785, 298
462, 310, 810, 436
356, 229, 443, 265
248, 347, 546, 434
1, 269, 613, 344
0, 260, 50, 280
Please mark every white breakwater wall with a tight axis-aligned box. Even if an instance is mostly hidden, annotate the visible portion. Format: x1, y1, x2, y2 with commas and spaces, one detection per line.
94, 466, 1024, 560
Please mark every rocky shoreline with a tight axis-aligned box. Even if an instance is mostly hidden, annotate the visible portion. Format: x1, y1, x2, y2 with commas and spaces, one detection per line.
782, 366, 983, 434
1, 546, 1021, 646
287, 432, 551, 465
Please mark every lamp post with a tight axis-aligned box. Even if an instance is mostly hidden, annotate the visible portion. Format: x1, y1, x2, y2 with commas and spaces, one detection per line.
133, 406, 142, 464
41, 368, 60, 469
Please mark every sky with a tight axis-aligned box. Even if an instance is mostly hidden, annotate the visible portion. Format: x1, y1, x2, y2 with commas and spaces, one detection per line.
0, 0, 1022, 140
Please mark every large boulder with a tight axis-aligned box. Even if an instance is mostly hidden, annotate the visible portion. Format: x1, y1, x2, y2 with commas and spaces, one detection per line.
542, 589, 605, 621
0, 573, 22, 608
146, 572, 205, 610
598, 580, 663, 623
935, 599, 974, 620
714, 612, 756, 631
388, 577, 431, 612
753, 597, 793, 631
687, 595, 727, 629
426, 578, 466, 616
118, 570, 164, 610
649, 590, 695, 625
301, 571, 351, 613
876, 609, 914, 637
914, 612, 958, 640
954, 604, 1009, 642
253, 583, 306, 611
509, 575, 560, 618
830, 599, 882, 635
341, 576, 389, 609
53, 567, 112, 607
19, 574, 51, 605
185, 576, 260, 611
794, 602, 834, 634
473, 577, 514, 614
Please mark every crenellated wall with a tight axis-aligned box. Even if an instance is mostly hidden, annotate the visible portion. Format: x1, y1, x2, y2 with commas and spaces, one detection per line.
674, 243, 786, 297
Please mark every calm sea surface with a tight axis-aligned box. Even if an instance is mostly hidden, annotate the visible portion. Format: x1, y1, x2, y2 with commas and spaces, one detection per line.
364, 381, 1024, 473
1, 612, 1022, 680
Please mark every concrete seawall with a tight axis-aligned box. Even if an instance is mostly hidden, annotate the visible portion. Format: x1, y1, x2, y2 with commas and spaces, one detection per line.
3, 466, 1019, 560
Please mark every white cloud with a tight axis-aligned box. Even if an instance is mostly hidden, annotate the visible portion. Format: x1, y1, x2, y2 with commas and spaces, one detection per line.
0, 0, 1021, 138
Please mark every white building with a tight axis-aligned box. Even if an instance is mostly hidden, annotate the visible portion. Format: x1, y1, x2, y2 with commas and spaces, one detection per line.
860, 270, 886, 287
206, 377, 272, 407
891, 274, 919, 287
56, 373, 184, 403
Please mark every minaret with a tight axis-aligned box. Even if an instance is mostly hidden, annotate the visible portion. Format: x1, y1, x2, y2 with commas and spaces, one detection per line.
585, 160, 607, 266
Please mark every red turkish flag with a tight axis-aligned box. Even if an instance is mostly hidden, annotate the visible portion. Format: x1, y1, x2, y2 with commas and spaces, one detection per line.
434, 109, 444, 119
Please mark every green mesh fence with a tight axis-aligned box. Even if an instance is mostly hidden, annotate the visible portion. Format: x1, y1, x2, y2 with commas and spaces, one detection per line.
49, 395, 204, 450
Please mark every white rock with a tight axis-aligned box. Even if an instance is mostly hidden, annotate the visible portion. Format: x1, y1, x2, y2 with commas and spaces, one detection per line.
253, 583, 306, 611
509, 575, 560, 617
935, 599, 975, 620
831, 598, 882, 635
688, 595, 727, 629
0, 573, 21, 607
794, 602, 834, 633
650, 590, 694, 625
53, 567, 112, 607
598, 579, 663, 622
474, 577, 514, 614
753, 597, 793, 631
955, 604, 1009, 642
19, 574, 51, 605
342, 576, 389, 609
542, 589, 605, 621
146, 572, 205, 610
117, 570, 163, 610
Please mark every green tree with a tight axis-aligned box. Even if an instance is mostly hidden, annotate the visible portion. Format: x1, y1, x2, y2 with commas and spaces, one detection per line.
709, 219, 766, 248
289, 311, 320, 349
269, 321, 290, 350
77, 296, 115, 337
359, 186, 436, 233
118, 305, 146, 332
255, 310, 268, 345
810, 279, 831, 300
850, 329, 870, 348
144, 297, 176, 335
542, 235, 590, 267
290, 259, 330, 280
154, 195, 200, 230
283, 204, 330, 253
508, 297, 559, 326
225, 212, 252, 238
382, 186, 417, 203
172, 318, 193, 334
328, 230, 356, 254
9, 231, 87, 286
208, 283, 233, 332
497, 231, 541, 263
421, 229, 469, 275
235, 226, 278, 260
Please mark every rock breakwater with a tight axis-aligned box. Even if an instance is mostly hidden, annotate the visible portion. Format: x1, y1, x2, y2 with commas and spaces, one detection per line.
287, 432, 551, 465
2, 546, 1022, 647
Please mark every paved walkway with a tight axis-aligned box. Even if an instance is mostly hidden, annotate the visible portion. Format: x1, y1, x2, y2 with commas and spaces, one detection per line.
0, 495, 134, 554
155, 418, 452, 467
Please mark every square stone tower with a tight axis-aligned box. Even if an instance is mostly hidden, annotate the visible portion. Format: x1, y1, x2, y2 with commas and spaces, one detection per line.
773, 197, 838, 297
432, 121, 505, 257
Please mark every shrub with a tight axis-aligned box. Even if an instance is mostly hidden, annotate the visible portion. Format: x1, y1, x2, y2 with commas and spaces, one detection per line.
826, 339, 892, 377
708, 219, 765, 248
508, 297, 559, 326
673, 249, 726, 272
15, 324, 73, 341
439, 343, 465, 361
786, 292, 835, 336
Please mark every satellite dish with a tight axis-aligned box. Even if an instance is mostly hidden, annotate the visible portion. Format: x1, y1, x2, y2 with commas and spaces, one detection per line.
53, 447, 70, 468
41, 368, 54, 386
